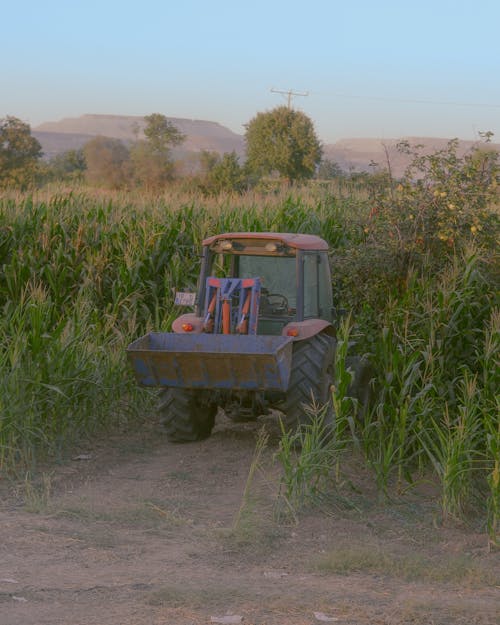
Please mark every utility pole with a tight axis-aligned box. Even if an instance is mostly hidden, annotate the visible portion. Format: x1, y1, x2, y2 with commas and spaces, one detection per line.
270, 87, 309, 108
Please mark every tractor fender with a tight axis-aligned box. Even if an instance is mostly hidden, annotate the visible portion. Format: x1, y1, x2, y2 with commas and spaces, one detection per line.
172, 314, 204, 334
281, 319, 336, 342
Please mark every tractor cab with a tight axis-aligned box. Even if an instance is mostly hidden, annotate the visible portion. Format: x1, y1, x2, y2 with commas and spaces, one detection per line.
193, 233, 333, 336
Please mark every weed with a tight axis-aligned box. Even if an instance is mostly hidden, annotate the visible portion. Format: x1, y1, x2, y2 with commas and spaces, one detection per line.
314, 544, 499, 586
147, 582, 250, 609
23, 472, 52, 513
232, 426, 269, 532
275, 401, 344, 518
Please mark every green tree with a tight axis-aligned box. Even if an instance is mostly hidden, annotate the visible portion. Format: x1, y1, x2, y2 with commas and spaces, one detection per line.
83, 136, 130, 189
130, 113, 185, 190
337, 136, 500, 314
199, 151, 247, 195
317, 158, 343, 179
49, 148, 86, 182
0, 116, 43, 188
368, 137, 500, 257
245, 106, 322, 184
143, 113, 185, 155
199, 149, 220, 174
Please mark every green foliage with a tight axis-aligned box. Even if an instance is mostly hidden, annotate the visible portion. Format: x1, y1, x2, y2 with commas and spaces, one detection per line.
317, 158, 343, 180
78, 114, 187, 191
481, 309, 500, 546
245, 106, 322, 183
83, 136, 131, 189
276, 403, 342, 516
49, 149, 86, 182
0, 193, 206, 469
129, 140, 173, 190
199, 149, 220, 173
143, 113, 185, 154
331, 315, 359, 445
0, 116, 42, 189
334, 138, 500, 314
419, 375, 484, 520
366, 138, 499, 267
275, 316, 367, 518
129, 113, 185, 191
0, 281, 141, 468
198, 151, 247, 195
361, 249, 499, 536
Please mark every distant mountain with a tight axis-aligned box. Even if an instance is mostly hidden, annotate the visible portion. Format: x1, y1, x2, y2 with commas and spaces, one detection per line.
33, 114, 498, 177
322, 137, 499, 177
33, 114, 245, 160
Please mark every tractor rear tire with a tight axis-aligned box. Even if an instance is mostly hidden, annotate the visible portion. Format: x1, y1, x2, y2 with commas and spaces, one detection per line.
159, 388, 217, 442
281, 332, 336, 430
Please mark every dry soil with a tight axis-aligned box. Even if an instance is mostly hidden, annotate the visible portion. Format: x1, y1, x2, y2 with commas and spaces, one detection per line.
1, 413, 498, 625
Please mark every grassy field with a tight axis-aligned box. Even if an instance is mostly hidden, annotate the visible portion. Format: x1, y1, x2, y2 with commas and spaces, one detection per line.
0, 168, 498, 543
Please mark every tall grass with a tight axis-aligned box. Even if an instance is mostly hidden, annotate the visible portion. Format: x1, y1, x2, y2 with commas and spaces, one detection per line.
0, 189, 357, 471
0, 278, 147, 470
0, 185, 498, 543
360, 249, 499, 541
276, 401, 344, 517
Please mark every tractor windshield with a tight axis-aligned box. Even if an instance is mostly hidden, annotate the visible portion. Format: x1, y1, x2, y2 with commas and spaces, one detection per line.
237, 255, 296, 314
236, 255, 297, 318
201, 249, 298, 329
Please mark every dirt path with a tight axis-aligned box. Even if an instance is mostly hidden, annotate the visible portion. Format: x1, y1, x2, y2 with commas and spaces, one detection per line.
1, 415, 498, 625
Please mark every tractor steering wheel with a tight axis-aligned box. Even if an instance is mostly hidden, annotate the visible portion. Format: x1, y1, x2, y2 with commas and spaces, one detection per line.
265, 293, 289, 315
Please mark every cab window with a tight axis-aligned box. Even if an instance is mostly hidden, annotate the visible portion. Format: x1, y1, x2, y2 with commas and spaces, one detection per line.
303, 252, 332, 320
237, 255, 296, 310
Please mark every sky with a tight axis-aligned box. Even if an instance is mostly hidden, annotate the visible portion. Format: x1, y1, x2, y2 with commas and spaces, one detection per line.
2, 0, 499, 144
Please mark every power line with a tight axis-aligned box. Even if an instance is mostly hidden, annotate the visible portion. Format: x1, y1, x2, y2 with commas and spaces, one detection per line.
315, 90, 500, 109
270, 87, 309, 108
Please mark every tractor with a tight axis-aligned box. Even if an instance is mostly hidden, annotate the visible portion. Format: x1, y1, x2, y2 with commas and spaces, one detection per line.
127, 232, 362, 442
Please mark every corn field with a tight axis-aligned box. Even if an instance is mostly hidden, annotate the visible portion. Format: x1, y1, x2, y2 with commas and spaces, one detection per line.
0, 182, 498, 543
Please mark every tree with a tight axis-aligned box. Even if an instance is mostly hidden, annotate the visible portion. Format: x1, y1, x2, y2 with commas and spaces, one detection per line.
0, 116, 42, 188
199, 149, 220, 174
49, 149, 86, 182
317, 158, 343, 180
130, 113, 185, 190
245, 106, 322, 184
143, 113, 185, 155
199, 151, 247, 195
363, 137, 500, 275
83, 136, 131, 189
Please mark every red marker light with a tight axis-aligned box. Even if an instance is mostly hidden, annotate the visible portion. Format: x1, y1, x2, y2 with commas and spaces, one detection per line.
182, 323, 194, 332
287, 328, 299, 337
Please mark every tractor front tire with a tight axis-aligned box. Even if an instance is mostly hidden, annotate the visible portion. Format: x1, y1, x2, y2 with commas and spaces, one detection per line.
281, 332, 336, 430
159, 388, 217, 442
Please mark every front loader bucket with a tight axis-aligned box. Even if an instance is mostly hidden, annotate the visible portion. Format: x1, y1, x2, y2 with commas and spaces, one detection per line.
127, 333, 294, 391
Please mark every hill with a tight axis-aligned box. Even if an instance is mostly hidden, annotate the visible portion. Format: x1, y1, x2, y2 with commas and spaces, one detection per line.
322, 137, 500, 176
33, 114, 245, 161
33, 114, 498, 176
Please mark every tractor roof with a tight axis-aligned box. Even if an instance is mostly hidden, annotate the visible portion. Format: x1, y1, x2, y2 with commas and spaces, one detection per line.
203, 232, 329, 251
